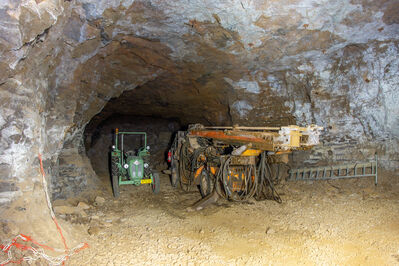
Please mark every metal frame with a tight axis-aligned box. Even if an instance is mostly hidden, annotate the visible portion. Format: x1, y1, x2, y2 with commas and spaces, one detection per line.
202, 126, 281, 131
188, 124, 323, 152
113, 130, 151, 186
115, 131, 147, 167
289, 155, 378, 185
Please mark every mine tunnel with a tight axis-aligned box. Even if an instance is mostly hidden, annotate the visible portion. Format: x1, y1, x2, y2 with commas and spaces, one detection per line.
1, 0, 399, 265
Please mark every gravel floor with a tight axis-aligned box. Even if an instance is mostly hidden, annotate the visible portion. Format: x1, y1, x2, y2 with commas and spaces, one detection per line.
65, 174, 399, 265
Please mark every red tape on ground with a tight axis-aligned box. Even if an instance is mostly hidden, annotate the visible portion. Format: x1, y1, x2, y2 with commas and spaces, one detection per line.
0, 154, 89, 265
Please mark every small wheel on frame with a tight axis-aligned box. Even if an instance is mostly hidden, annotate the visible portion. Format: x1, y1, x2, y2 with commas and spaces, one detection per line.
152, 172, 160, 194
199, 169, 212, 198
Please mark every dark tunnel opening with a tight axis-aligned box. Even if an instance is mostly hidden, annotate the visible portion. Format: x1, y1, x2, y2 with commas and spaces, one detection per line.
82, 76, 237, 186
84, 113, 181, 181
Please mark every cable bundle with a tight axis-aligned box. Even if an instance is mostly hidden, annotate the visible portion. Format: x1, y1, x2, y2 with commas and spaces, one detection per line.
255, 152, 282, 203
215, 156, 258, 202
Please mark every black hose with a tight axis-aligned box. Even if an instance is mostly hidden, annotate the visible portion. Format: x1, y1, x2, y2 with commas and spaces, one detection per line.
178, 137, 281, 203
179, 139, 209, 191
255, 152, 282, 203
215, 156, 258, 202
179, 141, 193, 191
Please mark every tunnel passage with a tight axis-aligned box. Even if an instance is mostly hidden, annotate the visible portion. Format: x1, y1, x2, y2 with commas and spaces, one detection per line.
0, 1, 398, 264
80, 70, 300, 198
81, 76, 235, 187
39, 0, 398, 202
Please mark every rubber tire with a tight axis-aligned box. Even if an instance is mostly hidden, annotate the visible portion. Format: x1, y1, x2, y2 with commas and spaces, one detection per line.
199, 170, 212, 198
152, 172, 160, 194
179, 144, 191, 192
170, 159, 179, 188
111, 157, 120, 198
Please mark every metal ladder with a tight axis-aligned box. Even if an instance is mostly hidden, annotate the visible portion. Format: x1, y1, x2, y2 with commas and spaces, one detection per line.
288, 155, 378, 185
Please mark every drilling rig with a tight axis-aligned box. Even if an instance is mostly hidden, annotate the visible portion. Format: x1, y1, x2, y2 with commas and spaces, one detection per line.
168, 124, 323, 208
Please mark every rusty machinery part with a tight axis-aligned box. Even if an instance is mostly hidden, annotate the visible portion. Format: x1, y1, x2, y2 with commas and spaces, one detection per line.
177, 136, 282, 202
169, 132, 180, 188
179, 140, 205, 191
255, 152, 282, 203
188, 124, 323, 152
215, 156, 258, 202
170, 158, 179, 188
169, 124, 323, 204
178, 140, 194, 191
178, 137, 216, 192
199, 169, 213, 197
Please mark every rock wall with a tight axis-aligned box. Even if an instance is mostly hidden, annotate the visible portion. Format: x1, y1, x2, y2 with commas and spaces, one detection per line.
267, 40, 399, 168
0, 0, 398, 240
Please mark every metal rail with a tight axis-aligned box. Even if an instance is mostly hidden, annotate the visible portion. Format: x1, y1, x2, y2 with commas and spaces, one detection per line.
288, 155, 378, 185
203, 126, 281, 131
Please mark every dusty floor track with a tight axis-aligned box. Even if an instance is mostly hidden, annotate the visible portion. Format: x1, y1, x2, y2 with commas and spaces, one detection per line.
65, 174, 399, 265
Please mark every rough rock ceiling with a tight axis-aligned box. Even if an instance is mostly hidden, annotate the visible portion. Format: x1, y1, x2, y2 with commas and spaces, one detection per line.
2, 1, 398, 133
75, 0, 399, 142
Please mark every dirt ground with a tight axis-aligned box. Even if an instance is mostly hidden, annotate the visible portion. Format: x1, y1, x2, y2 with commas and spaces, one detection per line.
56, 173, 399, 265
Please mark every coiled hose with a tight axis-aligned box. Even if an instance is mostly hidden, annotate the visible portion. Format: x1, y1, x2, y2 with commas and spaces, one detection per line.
215, 156, 258, 202
179, 141, 207, 191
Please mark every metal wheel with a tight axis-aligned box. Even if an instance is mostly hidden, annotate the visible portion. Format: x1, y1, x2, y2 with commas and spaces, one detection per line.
179, 143, 192, 191
199, 169, 212, 198
170, 159, 179, 188
111, 157, 120, 198
152, 172, 160, 194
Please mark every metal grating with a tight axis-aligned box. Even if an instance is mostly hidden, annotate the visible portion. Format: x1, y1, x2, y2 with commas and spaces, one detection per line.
289, 155, 378, 185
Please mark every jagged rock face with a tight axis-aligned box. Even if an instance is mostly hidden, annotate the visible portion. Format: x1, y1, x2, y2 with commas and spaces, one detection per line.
0, 0, 398, 235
